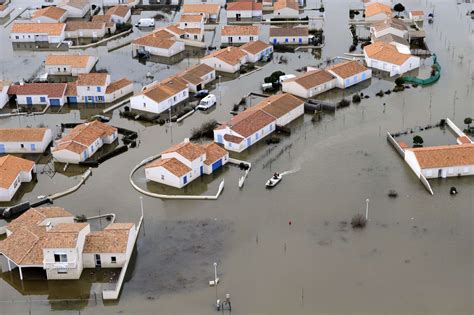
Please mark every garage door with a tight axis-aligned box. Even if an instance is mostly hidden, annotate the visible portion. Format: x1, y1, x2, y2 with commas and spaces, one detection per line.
67, 96, 77, 104
212, 159, 222, 172
49, 99, 61, 106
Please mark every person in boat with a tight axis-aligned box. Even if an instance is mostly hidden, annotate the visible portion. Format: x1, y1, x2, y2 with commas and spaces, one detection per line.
273, 172, 279, 179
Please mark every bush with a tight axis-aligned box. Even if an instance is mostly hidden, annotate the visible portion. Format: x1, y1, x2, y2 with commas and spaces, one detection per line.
395, 77, 405, 86
351, 214, 367, 229
264, 71, 285, 84
338, 98, 351, 108
190, 119, 219, 140
349, 44, 356, 52
74, 214, 87, 222
352, 94, 361, 103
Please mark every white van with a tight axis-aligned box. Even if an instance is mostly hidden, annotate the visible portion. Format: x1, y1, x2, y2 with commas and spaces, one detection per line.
196, 94, 216, 110
135, 18, 155, 28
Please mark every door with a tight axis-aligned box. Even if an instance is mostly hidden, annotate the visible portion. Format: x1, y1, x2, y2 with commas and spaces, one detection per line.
212, 159, 222, 172
30, 144, 36, 151
68, 96, 77, 104
247, 138, 251, 147
95, 254, 101, 267
200, 165, 203, 175
273, 38, 277, 44
26, 97, 32, 105
183, 175, 188, 185
217, 134, 223, 144
0, 144, 5, 153
49, 99, 60, 106
236, 13, 241, 21
438, 169, 442, 178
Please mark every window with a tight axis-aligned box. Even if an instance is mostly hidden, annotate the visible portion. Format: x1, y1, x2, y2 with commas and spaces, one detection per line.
58, 269, 68, 274
97, 87, 101, 92
54, 254, 67, 262
250, 36, 254, 41
143, 102, 146, 107
40, 97, 46, 102
63, 67, 66, 71
111, 256, 117, 263
20, 144, 24, 148
57, 67, 60, 72
161, 175, 165, 180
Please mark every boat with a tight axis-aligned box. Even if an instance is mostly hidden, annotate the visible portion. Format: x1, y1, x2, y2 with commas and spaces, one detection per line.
266, 173, 282, 188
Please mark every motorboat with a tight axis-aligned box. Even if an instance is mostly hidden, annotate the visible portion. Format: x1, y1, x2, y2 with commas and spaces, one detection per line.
266, 173, 282, 188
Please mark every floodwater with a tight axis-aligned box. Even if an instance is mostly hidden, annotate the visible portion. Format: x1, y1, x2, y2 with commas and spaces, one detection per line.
0, 0, 473, 314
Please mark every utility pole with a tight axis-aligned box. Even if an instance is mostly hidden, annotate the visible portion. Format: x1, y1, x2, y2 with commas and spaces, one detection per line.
365, 198, 369, 221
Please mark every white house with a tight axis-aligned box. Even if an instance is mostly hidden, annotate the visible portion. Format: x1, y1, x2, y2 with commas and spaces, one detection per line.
282, 69, 336, 98
370, 18, 408, 40
214, 109, 276, 152
221, 25, 259, 45
404, 144, 474, 179
8, 83, 67, 106
0, 206, 137, 280
248, 93, 304, 126
130, 76, 189, 114
200, 46, 248, 73
239, 40, 273, 63
132, 29, 185, 58
0, 128, 53, 154
178, 63, 216, 93
0, 155, 36, 202
179, 14, 205, 29
59, 0, 90, 18
269, 26, 309, 45
65, 21, 106, 39
67, 73, 131, 104
91, 14, 117, 35
0, 4, 14, 18
184, 27, 204, 42
182, 4, 221, 22
365, 2, 392, 21
105, 5, 131, 24
273, 0, 299, 19
10, 23, 66, 44
0, 80, 11, 109
145, 139, 228, 188
226, 1, 262, 20
364, 42, 420, 76
52, 120, 118, 163
45, 54, 98, 76
373, 33, 410, 54
31, 6, 68, 23
409, 10, 424, 22
325, 60, 372, 89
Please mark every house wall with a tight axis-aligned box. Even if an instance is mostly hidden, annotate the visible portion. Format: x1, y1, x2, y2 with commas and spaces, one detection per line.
83, 252, 127, 268
0, 86, 9, 109
10, 32, 65, 43
145, 165, 188, 188
52, 149, 82, 163
221, 34, 258, 44
372, 27, 407, 39
274, 7, 299, 19
46, 57, 97, 76
130, 88, 188, 114
131, 41, 185, 58
179, 21, 203, 29
227, 10, 262, 18
282, 78, 336, 98
105, 83, 133, 102
216, 121, 276, 152
366, 55, 419, 77
203, 154, 229, 174
17, 94, 66, 106
274, 103, 304, 126
200, 57, 241, 73
269, 35, 308, 45
0, 130, 52, 153
421, 165, 474, 179
0, 173, 21, 202
329, 69, 372, 89
365, 12, 391, 22
60, 5, 88, 18
65, 28, 106, 39
243, 46, 273, 63
110, 11, 131, 24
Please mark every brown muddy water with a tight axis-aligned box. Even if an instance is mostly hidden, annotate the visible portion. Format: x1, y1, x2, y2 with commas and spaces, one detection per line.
0, 0, 473, 314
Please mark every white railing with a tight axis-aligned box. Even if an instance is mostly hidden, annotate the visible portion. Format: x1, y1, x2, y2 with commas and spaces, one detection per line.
43, 261, 77, 269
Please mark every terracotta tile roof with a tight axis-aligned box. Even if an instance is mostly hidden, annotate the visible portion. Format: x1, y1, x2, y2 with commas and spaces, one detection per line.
83, 229, 130, 253
203, 143, 228, 165
274, 0, 299, 11
165, 24, 186, 36
178, 63, 214, 85
373, 33, 409, 46
65, 81, 77, 96
227, 1, 262, 11
11, 23, 65, 36
248, 93, 303, 119
162, 141, 206, 161
284, 69, 335, 89
77, 73, 108, 86
364, 42, 412, 65
182, 4, 220, 15
106, 5, 129, 17
0, 128, 49, 142
365, 2, 391, 17
202, 46, 247, 66
53, 120, 117, 154
45, 54, 93, 68
269, 26, 308, 37
410, 10, 424, 16
179, 14, 204, 22
408, 144, 474, 168
132, 29, 177, 49
61, 0, 89, 9
223, 134, 244, 144
32, 6, 67, 20
65, 21, 105, 31
240, 40, 271, 55
141, 76, 188, 103
8, 83, 67, 98
0, 155, 35, 189
105, 78, 132, 93
43, 223, 88, 249
229, 109, 275, 138
184, 27, 202, 34
457, 136, 472, 144
221, 25, 259, 36
372, 18, 407, 32
326, 60, 369, 79
91, 14, 115, 28
0, 207, 74, 266
145, 157, 192, 177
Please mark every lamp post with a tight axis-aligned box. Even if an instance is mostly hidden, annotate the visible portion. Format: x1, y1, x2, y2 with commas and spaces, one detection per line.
213, 262, 218, 302
365, 198, 370, 221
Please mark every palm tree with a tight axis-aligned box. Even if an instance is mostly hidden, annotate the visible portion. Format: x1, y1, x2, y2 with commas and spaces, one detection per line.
413, 135, 424, 147
393, 3, 406, 17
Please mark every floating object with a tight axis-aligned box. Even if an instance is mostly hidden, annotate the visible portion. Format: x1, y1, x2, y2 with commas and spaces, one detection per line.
288, 220, 292, 226
450, 186, 458, 195
209, 278, 219, 286
266, 173, 282, 188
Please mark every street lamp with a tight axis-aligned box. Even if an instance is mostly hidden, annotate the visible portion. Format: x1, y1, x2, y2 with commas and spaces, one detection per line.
365, 198, 370, 221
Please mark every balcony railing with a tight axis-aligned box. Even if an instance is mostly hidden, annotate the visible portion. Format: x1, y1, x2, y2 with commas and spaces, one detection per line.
43, 261, 77, 269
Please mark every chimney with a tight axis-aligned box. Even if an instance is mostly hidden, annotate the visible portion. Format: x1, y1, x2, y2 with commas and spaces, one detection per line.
184, 138, 190, 143
227, 46, 231, 52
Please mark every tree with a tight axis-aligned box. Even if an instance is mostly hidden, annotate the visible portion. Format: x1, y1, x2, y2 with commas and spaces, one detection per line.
413, 135, 424, 147
464, 117, 472, 129
393, 3, 405, 16
395, 77, 405, 86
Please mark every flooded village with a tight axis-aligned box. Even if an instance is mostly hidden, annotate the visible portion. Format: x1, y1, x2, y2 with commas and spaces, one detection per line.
0, 0, 473, 313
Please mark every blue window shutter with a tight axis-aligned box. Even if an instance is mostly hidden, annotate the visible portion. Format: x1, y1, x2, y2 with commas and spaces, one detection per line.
97, 86, 101, 92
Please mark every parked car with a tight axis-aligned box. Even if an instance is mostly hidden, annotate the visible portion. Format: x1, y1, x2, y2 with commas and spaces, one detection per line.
135, 18, 155, 28
195, 89, 209, 98
196, 94, 216, 110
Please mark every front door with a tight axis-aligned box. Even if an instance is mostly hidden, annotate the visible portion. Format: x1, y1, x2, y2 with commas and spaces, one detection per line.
95, 254, 101, 267
438, 169, 442, 178
26, 97, 32, 105
236, 13, 241, 21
